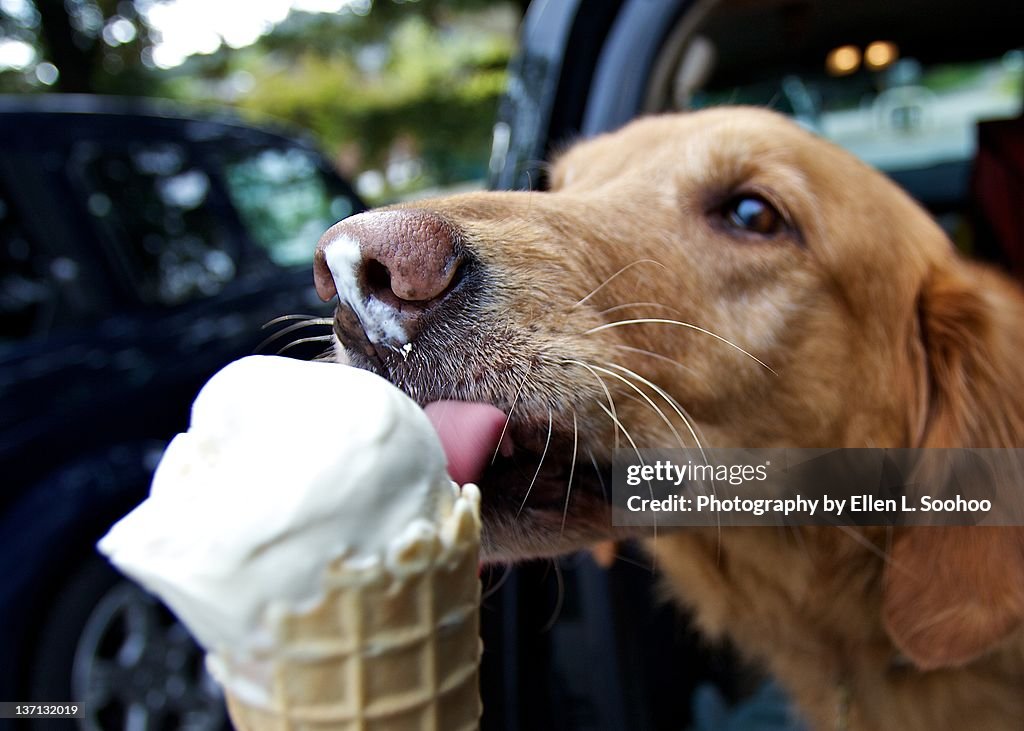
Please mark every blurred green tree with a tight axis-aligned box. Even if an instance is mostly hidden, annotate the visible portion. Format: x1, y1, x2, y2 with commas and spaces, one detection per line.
1, 0, 523, 95
228, 6, 516, 199
0, 0, 166, 93
1, 0, 524, 200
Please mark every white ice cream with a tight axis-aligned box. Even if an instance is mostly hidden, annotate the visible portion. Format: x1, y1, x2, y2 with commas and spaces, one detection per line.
97, 355, 456, 655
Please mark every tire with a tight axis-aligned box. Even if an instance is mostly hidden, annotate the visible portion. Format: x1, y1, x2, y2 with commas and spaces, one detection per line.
26, 552, 228, 731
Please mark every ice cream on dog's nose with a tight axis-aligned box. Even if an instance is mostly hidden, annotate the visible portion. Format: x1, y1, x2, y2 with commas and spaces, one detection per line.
98, 355, 485, 729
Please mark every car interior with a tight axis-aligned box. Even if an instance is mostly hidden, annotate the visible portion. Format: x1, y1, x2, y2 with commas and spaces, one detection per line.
644, 0, 1024, 276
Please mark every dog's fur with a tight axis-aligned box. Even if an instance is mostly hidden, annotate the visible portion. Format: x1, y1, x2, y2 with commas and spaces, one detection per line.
330, 108, 1024, 729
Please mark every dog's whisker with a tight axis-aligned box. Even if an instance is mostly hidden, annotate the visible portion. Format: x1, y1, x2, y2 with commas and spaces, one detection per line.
586, 447, 608, 503
574, 259, 669, 309
606, 550, 657, 574
560, 411, 579, 538
261, 314, 332, 329
257, 319, 334, 353
585, 318, 777, 376
610, 390, 648, 409
610, 343, 701, 378
603, 361, 719, 539
838, 525, 897, 568
787, 524, 811, 561
593, 400, 656, 548
584, 363, 687, 451
540, 560, 565, 632
593, 401, 643, 472
603, 362, 709, 456
516, 408, 553, 518
275, 334, 335, 355
515, 164, 549, 193
596, 302, 682, 318
492, 363, 534, 466
629, 373, 708, 449
564, 359, 621, 450
481, 563, 513, 602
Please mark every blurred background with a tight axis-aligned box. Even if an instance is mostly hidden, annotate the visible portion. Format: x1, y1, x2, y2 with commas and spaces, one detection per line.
0, 0, 524, 203
2, 0, 1022, 730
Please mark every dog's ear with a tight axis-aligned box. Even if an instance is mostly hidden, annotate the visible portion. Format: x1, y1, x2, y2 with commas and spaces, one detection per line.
910, 267, 1014, 446
883, 527, 1024, 669
883, 265, 1024, 669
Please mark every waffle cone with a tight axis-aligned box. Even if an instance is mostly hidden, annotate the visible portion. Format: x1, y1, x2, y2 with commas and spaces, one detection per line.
219, 486, 483, 731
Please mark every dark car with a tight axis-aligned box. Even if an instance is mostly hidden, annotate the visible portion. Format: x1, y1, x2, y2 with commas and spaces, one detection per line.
0, 95, 364, 728
478, 1, 1024, 730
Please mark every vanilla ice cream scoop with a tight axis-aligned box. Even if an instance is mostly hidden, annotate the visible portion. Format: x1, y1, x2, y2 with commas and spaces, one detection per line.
98, 355, 456, 654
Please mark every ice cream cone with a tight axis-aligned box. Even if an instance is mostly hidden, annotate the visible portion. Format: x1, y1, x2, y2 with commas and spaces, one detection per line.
97, 358, 487, 730
216, 484, 483, 731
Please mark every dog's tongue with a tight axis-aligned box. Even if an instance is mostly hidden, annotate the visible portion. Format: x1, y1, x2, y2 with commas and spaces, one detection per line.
424, 401, 509, 485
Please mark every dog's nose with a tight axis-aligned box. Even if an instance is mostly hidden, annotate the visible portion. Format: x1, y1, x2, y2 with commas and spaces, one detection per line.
314, 209, 463, 306
313, 209, 464, 348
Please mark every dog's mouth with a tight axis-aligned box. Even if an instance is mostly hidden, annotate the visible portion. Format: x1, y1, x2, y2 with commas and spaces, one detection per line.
428, 401, 615, 560
341, 338, 615, 559
424, 399, 611, 508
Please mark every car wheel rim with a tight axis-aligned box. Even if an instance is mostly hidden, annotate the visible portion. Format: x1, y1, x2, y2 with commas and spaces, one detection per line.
71, 580, 225, 731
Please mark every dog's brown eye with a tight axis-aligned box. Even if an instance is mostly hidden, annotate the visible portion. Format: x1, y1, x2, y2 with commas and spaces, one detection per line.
723, 195, 784, 236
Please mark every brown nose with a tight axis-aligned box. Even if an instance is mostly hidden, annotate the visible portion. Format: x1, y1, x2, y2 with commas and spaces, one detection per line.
314, 209, 463, 305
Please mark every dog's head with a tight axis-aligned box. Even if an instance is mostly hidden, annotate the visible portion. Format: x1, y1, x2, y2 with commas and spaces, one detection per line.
314, 107, 1024, 668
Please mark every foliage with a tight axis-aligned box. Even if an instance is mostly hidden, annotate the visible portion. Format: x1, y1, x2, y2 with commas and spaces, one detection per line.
228, 9, 514, 199
1, 0, 521, 201
0, 0, 169, 93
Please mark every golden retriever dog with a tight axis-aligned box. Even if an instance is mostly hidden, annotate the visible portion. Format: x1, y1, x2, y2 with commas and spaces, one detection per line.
314, 107, 1024, 730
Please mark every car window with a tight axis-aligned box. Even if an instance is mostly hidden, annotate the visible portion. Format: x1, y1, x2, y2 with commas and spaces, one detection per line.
0, 186, 55, 341
642, 0, 1024, 258
69, 141, 241, 306
647, 1, 1024, 177
690, 52, 1024, 175
220, 146, 357, 267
